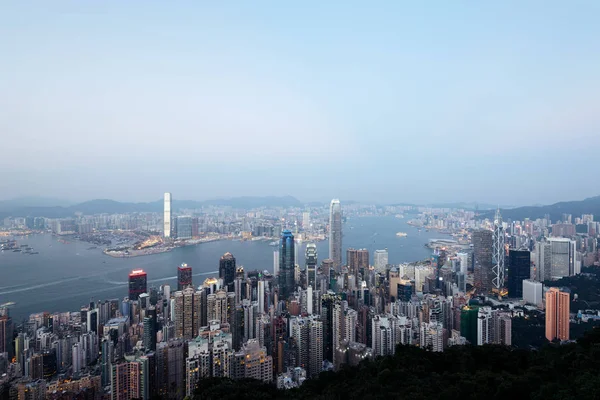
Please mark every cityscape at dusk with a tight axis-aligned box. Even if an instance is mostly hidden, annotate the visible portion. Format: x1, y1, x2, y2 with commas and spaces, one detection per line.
2, 1, 600, 399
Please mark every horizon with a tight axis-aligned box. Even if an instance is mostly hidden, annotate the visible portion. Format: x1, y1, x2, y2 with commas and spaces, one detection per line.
2, 1, 600, 204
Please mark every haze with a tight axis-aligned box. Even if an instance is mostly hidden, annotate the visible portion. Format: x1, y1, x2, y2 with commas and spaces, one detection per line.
1, 1, 599, 205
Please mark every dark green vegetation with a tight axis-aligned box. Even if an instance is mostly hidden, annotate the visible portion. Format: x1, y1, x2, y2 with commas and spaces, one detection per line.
194, 328, 600, 399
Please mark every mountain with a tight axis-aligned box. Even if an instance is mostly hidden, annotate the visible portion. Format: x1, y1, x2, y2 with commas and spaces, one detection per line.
0, 196, 303, 218
483, 195, 600, 221
0, 196, 72, 212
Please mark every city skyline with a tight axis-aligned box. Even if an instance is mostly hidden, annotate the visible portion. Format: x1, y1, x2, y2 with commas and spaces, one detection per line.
2, 2, 600, 204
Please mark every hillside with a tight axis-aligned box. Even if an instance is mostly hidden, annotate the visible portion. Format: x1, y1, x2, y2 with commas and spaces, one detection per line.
483, 195, 600, 221
193, 327, 600, 400
0, 196, 303, 218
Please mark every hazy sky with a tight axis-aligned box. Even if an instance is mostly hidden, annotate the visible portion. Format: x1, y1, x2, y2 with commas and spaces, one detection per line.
1, 1, 599, 205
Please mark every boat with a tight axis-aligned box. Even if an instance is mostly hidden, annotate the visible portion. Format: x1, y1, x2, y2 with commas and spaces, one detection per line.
13, 249, 21, 252
269, 241, 278, 246
396, 232, 408, 237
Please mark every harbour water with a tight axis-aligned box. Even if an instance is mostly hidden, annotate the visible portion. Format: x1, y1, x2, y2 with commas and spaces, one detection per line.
0, 216, 448, 321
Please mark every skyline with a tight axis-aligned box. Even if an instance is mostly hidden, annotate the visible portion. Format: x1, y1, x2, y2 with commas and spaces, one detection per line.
2, 1, 600, 204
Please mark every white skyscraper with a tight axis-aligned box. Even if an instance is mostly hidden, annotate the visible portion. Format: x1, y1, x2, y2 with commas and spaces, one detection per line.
523, 279, 543, 307
302, 212, 311, 229
374, 249, 389, 274
273, 250, 280, 277
329, 199, 342, 269
164, 192, 172, 238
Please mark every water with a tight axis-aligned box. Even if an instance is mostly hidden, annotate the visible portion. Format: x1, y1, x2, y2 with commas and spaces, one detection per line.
0, 216, 445, 321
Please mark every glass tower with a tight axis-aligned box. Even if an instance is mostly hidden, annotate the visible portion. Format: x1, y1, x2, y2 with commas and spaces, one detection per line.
279, 230, 295, 299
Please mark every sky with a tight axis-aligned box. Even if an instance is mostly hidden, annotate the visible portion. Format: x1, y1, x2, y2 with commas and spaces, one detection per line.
1, 1, 599, 205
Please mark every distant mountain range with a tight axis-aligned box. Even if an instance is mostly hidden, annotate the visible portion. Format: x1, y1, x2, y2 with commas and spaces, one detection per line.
0, 196, 304, 218
483, 196, 600, 221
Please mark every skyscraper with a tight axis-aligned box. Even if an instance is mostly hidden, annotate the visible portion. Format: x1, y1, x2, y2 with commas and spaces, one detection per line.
374, 249, 389, 274
547, 238, 578, 279
305, 243, 318, 289
473, 230, 493, 293
279, 230, 295, 299
492, 209, 506, 290
111, 361, 141, 400
507, 250, 530, 298
219, 253, 236, 292
329, 199, 342, 269
347, 248, 369, 277
174, 287, 203, 340
163, 192, 172, 238
175, 216, 193, 240
545, 287, 570, 342
177, 263, 193, 291
128, 270, 147, 301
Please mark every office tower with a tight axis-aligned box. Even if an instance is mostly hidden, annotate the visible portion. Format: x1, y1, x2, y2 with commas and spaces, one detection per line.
279, 230, 295, 300
545, 287, 570, 341
332, 301, 356, 368
492, 209, 506, 290
219, 253, 236, 292
536, 241, 551, 281
111, 361, 141, 400
305, 243, 318, 288
242, 300, 258, 343
374, 249, 389, 274
273, 250, 280, 277
156, 339, 186, 399
302, 212, 311, 229
547, 238, 578, 279
128, 269, 147, 301
86, 307, 98, 334
420, 322, 444, 352
523, 279, 543, 307
507, 250, 530, 298
163, 192, 172, 238
457, 252, 470, 275
329, 199, 342, 269
0, 313, 14, 360
460, 306, 479, 345
257, 280, 266, 314
347, 248, 368, 277
177, 263, 193, 291
175, 215, 193, 240
473, 230, 493, 293
143, 309, 157, 351
174, 287, 202, 340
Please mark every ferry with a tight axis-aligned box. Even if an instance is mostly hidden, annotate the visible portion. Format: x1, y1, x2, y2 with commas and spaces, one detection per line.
269, 241, 278, 246
396, 232, 408, 237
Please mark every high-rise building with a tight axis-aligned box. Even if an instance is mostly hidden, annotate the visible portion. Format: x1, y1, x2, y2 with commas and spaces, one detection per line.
460, 306, 479, 345
523, 279, 543, 307
302, 212, 311, 229
175, 216, 193, 240
279, 230, 295, 299
305, 243, 318, 289
347, 248, 369, 277
374, 249, 389, 274
233, 339, 273, 383
164, 192, 172, 238
273, 250, 280, 277
473, 230, 493, 293
492, 209, 506, 290
419, 322, 444, 352
547, 238, 578, 279
545, 287, 570, 342
0, 312, 14, 360
177, 263, 193, 291
111, 361, 141, 400
219, 253, 236, 292
128, 270, 147, 301
371, 315, 398, 357
174, 287, 203, 340
507, 250, 530, 298
308, 316, 323, 377
329, 199, 342, 269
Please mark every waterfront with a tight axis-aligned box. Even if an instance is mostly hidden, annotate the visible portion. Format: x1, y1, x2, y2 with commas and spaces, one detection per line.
0, 216, 448, 321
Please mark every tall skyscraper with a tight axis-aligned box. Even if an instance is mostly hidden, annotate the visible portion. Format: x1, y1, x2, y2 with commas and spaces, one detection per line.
547, 238, 578, 279
111, 361, 141, 400
305, 243, 318, 289
0, 312, 14, 360
279, 230, 295, 299
507, 250, 530, 298
492, 209, 506, 290
329, 199, 342, 269
473, 230, 493, 293
128, 270, 147, 301
175, 216, 193, 240
523, 279, 543, 307
164, 192, 172, 238
219, 253, 236, 292
545, 287, 570, 341
177, 263, 193, 291
374, 249, 389, 274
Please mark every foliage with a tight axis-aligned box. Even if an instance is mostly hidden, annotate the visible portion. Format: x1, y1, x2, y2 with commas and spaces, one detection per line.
194, 328, 600, 399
